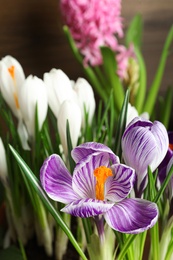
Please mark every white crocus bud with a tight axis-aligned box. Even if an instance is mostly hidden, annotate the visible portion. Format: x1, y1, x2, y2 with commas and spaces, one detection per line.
43, 69, 77, 119
73, 78, 96, 127
0, 55, 25, 119
57, 100, 82, 156
0, 138, 8, 186
18, 75, 48, 139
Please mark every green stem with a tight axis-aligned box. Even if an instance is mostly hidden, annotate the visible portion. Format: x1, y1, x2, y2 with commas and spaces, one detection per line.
117, 234, 136, 260
150, 221, 159, 260
138, 231, 147, 260
18, 239, 27, 260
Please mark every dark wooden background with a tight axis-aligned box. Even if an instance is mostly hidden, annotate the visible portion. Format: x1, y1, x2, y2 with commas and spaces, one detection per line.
0, 0, 173, 94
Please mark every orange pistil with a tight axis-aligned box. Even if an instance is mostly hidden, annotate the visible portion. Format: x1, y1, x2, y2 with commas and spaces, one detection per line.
8, 65, 15, 80
94, 166, 113, 200
169, 143, 173, 151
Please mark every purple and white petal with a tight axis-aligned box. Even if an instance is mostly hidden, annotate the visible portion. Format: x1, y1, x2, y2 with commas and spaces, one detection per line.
61, 198, 114, 217
105, 164, 135, 202
40, 154, 78, 204
71, 142, 119, 164
104, 198, 158, 234
72, 152, 116, 199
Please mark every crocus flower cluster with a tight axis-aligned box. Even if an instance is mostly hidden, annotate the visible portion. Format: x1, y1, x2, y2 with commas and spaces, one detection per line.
40, 142, 158, 235
44, 68, 95, 156
122, 117, 169, 196
0, 56, 48, 146
0, 56, 95, 155
60, 0, 134, 79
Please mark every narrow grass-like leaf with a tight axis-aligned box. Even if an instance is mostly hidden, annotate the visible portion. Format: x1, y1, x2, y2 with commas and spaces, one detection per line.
154, 164, 173, 204
66, 120, 75, 172
126, 14, 143, 48
101, 46, 124, 112
144, 25, 173, 114
134, 47, 147, 114
9, 145, 88, 260
160, 86, 173, 128
114, 90, 129, 157
117, 234, 136, 260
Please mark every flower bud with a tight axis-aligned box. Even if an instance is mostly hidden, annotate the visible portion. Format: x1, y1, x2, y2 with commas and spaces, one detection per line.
122, 117, 169, 193
73, 78, 95, 127
43, 69, 76, 119
18, 75, 48, 139
57, 100, 82, 156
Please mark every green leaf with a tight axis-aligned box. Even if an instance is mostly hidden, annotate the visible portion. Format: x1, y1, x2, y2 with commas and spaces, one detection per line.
126, 14, 143, 48
154, 164, 173, 204
114, 89, 130, 157
101, 46, 124, 112
160, 86, 173, 128
9, 145, 87, 260
144, 25, 173, 115
0, 246, 23, 260
134, 46, 147, 114
66, 120, 75, 172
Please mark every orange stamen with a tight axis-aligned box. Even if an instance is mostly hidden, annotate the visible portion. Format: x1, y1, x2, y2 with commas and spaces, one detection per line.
94, 166, 113, 200
8, 65, 15, 80
13, 92, 20, 109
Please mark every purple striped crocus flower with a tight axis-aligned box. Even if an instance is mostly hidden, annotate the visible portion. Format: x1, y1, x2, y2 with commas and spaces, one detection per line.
40, 142, 158, 235
122, 117, 169, 196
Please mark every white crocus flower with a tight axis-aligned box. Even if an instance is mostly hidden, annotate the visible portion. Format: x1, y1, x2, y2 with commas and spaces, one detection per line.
126, 103, 149, 126
0, 55, 30, 149
0, 55, 25, 119
18, 75, 48, 139
0, 138, 8, 186
57, 100, 82, 156
73, 78, 96, 127
43, 69, 77, 118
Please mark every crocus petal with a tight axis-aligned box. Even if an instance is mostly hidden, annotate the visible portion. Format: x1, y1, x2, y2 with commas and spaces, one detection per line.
0, 138, 8, 185
61, 198, 114, 218
105, 164, 135, 202
104, 198, 158, 234
72, 142, 119, 164
40, 154, 78, 204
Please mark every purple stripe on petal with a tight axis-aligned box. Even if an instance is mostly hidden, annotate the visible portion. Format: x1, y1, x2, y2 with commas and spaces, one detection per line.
61, 198, 114, 217
105, 164, 135, 202
104, 198, 158, 234
40, 154, 78, 204
71, 142, 119, 164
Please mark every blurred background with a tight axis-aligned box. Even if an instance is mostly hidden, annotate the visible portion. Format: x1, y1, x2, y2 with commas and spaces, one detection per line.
0, 0, 172, 95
